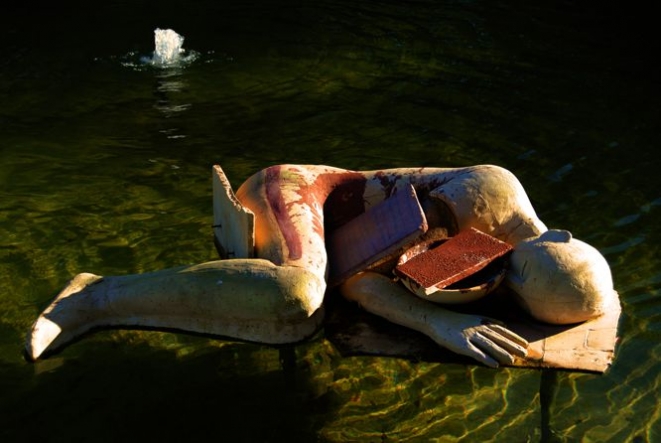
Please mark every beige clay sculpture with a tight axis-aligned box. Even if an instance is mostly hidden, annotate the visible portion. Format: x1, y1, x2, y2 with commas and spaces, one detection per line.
26, 164, 620, 370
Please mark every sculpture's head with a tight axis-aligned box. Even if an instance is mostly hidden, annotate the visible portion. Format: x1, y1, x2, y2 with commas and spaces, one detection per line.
506, 229, 617, 324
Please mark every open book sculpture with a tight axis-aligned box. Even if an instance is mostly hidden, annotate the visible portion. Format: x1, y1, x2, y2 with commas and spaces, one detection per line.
26, 164, 621, 372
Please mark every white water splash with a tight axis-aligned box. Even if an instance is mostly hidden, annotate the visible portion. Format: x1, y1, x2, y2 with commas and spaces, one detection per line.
114, 28, 226, 70
134, 28, 197, 68
153, 28, 184, 65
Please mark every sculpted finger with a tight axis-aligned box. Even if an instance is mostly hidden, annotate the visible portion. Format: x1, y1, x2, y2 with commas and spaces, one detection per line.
486, 324, 529, 348
465, 342, 500, 368
480, 326, 528, 358
471, 332, 515, 365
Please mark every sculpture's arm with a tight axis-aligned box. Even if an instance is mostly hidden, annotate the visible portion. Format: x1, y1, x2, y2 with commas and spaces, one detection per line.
340, 272, 528, 368
426, 165, 547, 245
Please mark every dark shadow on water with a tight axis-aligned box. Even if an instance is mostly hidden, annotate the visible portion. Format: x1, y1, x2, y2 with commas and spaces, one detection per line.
0, 340, 326, 443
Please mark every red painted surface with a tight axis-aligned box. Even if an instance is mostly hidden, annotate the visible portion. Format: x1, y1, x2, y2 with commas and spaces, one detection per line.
264, 166, 303, 260
321, 172, 367, 231
327, 183, 427, 285
395, 227, 512, 290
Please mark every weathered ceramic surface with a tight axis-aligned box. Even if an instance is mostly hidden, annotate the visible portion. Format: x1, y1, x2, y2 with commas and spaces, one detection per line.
507, 230, 617, 325
509, 302, 621, 373
26, 163, 620, 371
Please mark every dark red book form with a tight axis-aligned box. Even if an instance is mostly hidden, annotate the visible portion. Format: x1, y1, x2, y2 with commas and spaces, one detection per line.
394, 227, 513, 296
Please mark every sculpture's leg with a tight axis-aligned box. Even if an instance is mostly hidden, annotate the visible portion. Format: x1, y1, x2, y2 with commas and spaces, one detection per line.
339, 272, 528, 368
26, 259, 325, 360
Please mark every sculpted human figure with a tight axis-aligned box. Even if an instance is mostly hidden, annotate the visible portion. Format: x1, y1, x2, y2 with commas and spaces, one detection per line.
26, 164, 618, 368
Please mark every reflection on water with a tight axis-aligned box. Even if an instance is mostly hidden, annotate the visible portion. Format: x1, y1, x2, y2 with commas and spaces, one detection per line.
1, 0, 660, 442
312, 356, 542, 442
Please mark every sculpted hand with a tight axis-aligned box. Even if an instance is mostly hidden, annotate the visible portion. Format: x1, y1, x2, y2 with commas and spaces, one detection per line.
341, 272, 528, 368
425, 312, 528, 368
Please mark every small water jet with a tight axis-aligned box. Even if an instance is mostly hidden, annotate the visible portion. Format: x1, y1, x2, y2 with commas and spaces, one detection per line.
152, 28, 185, 65
140, 28, 197, 68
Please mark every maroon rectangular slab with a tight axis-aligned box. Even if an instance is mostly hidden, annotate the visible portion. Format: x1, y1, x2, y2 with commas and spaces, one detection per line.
394, 227, 512, 295
327, 184, 428, 286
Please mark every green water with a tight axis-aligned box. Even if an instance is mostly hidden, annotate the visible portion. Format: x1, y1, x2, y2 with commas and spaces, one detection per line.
1, 0, 659, 441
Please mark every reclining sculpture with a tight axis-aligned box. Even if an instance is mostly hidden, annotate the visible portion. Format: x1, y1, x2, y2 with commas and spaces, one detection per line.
26, 164, 620, 369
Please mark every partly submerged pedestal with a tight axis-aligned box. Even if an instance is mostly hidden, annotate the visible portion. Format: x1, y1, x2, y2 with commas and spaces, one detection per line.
325, 291, 621, 373
508, 301, 621, 372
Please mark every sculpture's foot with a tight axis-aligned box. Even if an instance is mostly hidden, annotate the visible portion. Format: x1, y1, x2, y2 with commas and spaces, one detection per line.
26, 273, 105, 361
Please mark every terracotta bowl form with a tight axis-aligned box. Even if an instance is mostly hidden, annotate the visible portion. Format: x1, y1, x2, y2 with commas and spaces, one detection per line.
395, 239, 508, 304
